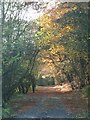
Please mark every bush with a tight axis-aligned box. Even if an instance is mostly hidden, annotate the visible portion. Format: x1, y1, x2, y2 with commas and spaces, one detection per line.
2, 107, 12, 118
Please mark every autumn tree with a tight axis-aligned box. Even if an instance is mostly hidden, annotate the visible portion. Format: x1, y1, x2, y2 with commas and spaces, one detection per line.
36, 2, 88, 88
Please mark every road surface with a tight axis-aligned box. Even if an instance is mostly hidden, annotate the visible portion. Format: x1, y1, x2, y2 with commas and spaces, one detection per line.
13, 86, 76, 119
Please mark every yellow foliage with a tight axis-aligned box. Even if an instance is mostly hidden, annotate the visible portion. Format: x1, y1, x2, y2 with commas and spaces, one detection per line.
36, 3, 76, 48
50, 44, 65, 54
72, 6, 77, 11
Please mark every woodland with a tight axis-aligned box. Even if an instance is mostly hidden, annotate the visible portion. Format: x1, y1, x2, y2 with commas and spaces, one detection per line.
1, 1, 89, 118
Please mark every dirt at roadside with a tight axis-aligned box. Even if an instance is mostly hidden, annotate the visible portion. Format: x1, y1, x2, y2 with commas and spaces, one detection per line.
61, 90, 88, 117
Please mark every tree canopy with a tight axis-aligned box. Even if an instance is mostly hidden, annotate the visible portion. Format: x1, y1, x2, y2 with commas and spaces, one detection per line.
2, 2, 89, 105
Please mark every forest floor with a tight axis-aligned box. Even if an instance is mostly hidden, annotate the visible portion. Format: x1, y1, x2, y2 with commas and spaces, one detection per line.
8, 84, 88, 119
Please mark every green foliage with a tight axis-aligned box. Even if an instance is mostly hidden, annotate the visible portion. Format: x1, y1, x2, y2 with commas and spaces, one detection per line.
80, 85, 88, 98
2, 107, 12, 118
2, 2, 39, 104
88, 85, 90, 97
36, 2, 88, 87
2, 2, 88, 108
